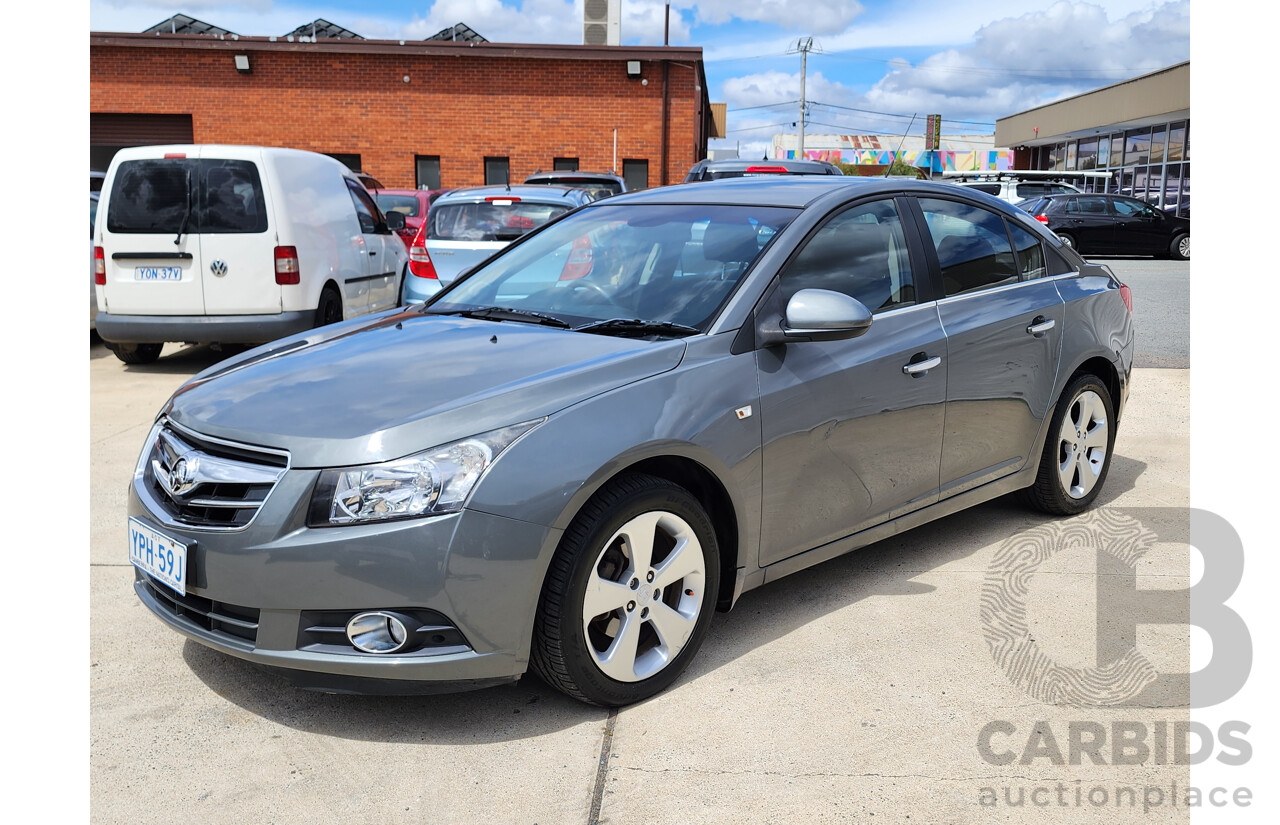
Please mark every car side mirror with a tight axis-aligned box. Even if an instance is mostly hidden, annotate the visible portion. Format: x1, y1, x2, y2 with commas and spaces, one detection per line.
757, 288, 873, 346
384, 211, 406, 232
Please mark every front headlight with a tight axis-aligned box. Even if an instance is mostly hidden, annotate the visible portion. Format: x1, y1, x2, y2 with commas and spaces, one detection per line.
307, 420, 542, 526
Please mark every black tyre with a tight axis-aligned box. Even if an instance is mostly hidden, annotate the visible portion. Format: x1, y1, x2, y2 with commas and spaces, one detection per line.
531, 473, 720, 706
109, 342, 163, 365
1055, 232, 1077, 252
1169, 233, 1189, 261
315, 286, 343, 328
1021, 373, 1116, 515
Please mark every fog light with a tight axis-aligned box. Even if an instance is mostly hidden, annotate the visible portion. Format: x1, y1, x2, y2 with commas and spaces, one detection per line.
346, 611, 419, 654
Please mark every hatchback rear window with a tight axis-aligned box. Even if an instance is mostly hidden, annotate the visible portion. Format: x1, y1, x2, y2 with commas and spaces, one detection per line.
535, 178, 624, 197
428, 200, 570, 242
107, 159, 267, 234
375, 194, 422, 217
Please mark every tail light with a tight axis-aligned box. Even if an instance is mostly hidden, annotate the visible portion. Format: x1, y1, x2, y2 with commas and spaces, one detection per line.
94, 246, 105, 285
560, 236, 594, 280
745, 166, 788, 173
274, 246, 300, 285
1119, 283, 1132, 314
408, 225, 437, 279
1033, 214, 1049, 224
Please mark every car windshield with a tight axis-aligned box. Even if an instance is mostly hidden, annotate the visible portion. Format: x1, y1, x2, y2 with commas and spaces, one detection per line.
374, 194, 421, 217
426, 203, 798, 331
428, 199, 572, 242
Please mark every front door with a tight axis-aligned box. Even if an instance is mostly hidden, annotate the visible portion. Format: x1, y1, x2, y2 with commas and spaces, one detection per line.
757, 197, 947, 567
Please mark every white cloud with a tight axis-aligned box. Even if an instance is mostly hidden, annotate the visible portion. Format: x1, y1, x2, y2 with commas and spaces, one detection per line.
675, 0, 865, 36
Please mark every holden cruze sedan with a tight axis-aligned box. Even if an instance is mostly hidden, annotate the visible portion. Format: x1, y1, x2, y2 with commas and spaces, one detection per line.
128, 176, 1134, 707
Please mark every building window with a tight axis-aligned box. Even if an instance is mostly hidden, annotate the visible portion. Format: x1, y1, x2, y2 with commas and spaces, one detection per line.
484, 156, 510, 185
553, 157, 579, 171
416, 155, 441, 189
1151, 126, 1167, 165
1168, 123, 1185, 162
1123, 129, 1151, 166
325, 153, 362, 172
1077, 139, 1098, 170
1110, 135, 1124, 167
1096, 136, 1110, 169
622, 159, 648, 191
1065, 142, 1078, 171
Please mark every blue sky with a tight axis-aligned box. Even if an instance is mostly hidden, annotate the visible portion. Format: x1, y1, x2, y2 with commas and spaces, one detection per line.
89, 0, 1190, 158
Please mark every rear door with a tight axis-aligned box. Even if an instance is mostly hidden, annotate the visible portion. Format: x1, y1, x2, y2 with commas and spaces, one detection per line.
100, 155, 204, 315
1057, 195, 1115, 253
198, 154, 279, 315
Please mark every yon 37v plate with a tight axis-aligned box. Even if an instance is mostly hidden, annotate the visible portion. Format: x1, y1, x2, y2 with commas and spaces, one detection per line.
129, 517, 187, 595
134, 266, 182, 281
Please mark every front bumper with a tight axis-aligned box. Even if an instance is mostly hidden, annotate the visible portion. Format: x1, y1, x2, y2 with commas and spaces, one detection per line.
128, 472, 561, 692
97, 310, 314, 345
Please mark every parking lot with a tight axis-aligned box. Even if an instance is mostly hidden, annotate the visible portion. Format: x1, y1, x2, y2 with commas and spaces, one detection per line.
90, 258, 1191, 824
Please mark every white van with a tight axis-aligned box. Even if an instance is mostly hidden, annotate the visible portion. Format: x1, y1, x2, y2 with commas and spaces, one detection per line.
94, 145, 408, 364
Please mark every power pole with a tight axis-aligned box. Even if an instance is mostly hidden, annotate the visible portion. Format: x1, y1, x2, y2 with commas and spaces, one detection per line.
791, 38, 815, 158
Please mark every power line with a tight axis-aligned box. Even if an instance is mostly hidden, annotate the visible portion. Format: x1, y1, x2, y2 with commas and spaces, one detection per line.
726, 100, 800, 113
811, 100, 994, 127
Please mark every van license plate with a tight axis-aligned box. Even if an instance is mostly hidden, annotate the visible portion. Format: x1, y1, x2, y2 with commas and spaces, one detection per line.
135, 266, 182, 281
129, 517, 188, 595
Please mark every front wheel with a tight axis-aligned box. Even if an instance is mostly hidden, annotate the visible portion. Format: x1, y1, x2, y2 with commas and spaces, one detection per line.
108, 342, 163, 365
531, 473, 720, 706
1170, 233, 1189, 261
1021, 374, 1116, 515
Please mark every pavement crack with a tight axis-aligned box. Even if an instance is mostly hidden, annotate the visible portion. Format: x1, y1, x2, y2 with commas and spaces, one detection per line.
586, 707, 618, 825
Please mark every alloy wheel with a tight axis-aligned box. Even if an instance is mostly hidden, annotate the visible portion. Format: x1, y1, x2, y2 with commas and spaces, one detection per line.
1057, 389, 1109, 499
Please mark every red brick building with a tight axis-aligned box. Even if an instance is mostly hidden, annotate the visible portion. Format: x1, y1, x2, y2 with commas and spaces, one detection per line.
90, 31, 718, 190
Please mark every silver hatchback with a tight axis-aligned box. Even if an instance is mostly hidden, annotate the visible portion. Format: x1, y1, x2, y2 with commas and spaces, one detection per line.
128, 177, 1133, 706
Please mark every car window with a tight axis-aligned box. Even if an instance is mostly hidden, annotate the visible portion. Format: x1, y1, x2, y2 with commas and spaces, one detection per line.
433, 203, 797, 330
90, 194, 99, 237
428, 200, 571, 242
374, 194, 421, 217
202, 160, 267, 234
778, 199, 915, 313
346, 179, 380, 234
964, 183, 1001, 196
1008, 222, 1047, 281
1047, 184, 1078, 195
1015, 183, 1048, 199
1064, 196, 1110, 216
1112, 198, 1160, 218
918, 198, 1019, 297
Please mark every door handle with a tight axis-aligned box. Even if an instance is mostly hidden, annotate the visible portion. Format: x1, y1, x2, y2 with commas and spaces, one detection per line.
369, 250, 377, 256
1027, 317, 1056, 336
902, 355, 942, 376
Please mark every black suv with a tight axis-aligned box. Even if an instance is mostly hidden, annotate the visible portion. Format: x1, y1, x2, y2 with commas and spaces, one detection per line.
683, 158, 843, 182
1017, 193, 1190, 260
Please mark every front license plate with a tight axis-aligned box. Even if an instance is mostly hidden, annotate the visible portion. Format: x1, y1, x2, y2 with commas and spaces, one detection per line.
134, 266, 182, 281
129, 517, 188, 595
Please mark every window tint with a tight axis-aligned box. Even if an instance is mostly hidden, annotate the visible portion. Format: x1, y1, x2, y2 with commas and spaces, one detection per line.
1064, 196, 1110, 215
1015, 183, 1048, 199
966, 183, 1001, 196
346, 179, 379, 234
1008, 223, 1046, 281
1112, 198, 1160, 219
779, 199, 914, 313
375, 194, 421, 217
919, 198, 1018, 297
106, 159, 193, 234
428, 200, 570, 242
202, 160, 267, 233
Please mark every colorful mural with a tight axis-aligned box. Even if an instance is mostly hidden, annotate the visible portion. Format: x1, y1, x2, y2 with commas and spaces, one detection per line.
780, 148, 1012, 172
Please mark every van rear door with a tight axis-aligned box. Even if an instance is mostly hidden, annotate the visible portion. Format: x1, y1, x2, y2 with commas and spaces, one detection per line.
198, 155, 279, 315
101, 156, 204, 315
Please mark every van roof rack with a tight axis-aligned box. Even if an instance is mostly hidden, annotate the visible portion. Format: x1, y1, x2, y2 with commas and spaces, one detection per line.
942, 169, 1111, 182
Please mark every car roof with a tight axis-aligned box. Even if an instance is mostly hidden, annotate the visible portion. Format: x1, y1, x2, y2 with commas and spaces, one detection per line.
432, 184, 593, 204
593, 176, 974, 208
690, 158, 839, 172
525, 171, 624, 182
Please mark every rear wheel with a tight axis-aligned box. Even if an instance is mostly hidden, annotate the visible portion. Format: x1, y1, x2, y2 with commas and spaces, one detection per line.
1055, 232, 1077, 251
108, 342, 163, 365
531, 473, 720, 706
315, 286, 342, 328
1170, 233, 1189, 261
1021, 374, 1116, 515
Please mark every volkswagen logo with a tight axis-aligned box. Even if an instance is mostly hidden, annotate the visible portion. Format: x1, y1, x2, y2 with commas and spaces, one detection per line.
210, 259, 229, 277
168, 455, 200, 497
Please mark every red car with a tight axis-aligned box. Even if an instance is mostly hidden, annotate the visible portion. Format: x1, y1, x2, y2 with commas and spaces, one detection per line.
372, 189, 449, 247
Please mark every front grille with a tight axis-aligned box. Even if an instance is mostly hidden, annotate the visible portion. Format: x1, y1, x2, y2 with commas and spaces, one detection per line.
142, 576, 260, 648
143, 420, 288, 530
298, 609, 471, 657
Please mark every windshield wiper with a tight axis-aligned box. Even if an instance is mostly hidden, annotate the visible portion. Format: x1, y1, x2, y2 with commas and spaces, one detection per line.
574, 318, 701, 338
174, 168, 193, 246
430, 306, 571, 328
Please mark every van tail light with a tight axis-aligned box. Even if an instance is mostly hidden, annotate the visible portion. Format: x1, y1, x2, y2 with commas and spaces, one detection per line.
1119, 283, 1132, 314
559, 236, 594, 280
1033, 214, 1049, 224
408, 230, 437, 279
94, 246, 106, 285
274, 246, 300, 285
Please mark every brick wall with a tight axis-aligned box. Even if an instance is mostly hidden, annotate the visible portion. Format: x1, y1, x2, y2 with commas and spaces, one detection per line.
91, 44, 704, 189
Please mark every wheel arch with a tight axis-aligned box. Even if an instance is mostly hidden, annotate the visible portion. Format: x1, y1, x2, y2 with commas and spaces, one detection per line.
1065, 354, 1123, 424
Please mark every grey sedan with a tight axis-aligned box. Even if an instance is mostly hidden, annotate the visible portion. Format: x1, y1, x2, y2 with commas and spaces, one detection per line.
128, 177, 1134, 706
